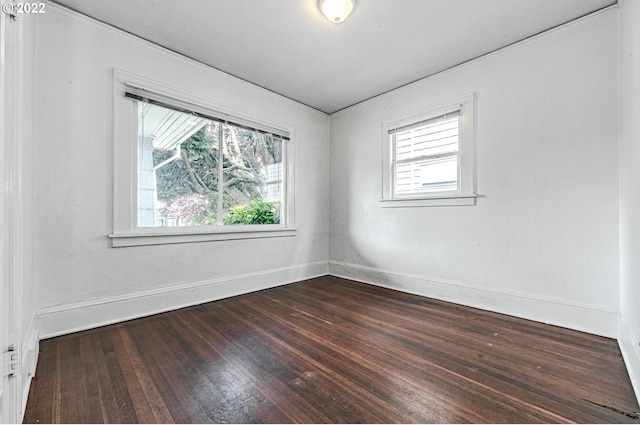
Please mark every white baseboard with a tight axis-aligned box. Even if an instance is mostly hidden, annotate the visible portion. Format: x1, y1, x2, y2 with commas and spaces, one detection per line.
328, 260, 618, 338
619, 314, 640, 405
38, 261, 328, 339
19, 313, 39, 421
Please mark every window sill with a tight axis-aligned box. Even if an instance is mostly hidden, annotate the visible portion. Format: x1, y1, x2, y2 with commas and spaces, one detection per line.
380, 194, 477, 208
108, 228, 297, 247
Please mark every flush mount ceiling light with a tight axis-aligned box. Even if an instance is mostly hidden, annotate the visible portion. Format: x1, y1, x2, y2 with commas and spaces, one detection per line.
319, 0, 355, 24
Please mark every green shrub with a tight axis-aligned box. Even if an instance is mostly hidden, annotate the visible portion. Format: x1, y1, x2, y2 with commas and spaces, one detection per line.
223, 199, 280, 225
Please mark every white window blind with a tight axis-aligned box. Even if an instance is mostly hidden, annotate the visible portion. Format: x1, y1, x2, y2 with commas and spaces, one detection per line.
390, 109, 461, 196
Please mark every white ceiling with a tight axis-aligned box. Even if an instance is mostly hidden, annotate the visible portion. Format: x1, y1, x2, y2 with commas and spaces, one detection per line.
51, 0, 616, 114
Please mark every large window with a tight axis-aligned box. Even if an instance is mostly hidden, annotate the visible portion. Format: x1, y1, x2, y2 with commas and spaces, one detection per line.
136, 100, 284, 228
111, 71, 295, 246
381, 93, 476, 207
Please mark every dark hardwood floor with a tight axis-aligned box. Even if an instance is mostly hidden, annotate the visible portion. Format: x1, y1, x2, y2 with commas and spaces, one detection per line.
24, 276, 640, 423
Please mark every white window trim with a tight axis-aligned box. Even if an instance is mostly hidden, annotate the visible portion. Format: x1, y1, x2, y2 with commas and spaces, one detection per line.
381, 92, 476, 207
109, 69, 296, 247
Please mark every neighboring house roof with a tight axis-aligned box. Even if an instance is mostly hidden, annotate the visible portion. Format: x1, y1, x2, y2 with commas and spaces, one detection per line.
139, 102, 208, 150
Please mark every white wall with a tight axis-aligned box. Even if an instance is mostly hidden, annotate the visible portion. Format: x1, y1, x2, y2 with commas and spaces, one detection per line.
35, 5, 330, 337
619, 0, 640, 402
329, 9, 620, 337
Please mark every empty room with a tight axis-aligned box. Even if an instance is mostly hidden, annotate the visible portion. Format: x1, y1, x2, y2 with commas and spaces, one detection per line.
1, 0, 640, 423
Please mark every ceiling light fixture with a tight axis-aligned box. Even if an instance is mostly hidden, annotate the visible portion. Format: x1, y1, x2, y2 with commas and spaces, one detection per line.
319, 0, 355, 24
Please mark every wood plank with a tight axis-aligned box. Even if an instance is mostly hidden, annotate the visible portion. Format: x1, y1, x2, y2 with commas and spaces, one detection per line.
23, 276, 640, 424
266, 283, 628, 422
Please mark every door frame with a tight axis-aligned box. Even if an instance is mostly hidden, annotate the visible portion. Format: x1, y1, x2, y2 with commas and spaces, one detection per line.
0, 3, 25, 422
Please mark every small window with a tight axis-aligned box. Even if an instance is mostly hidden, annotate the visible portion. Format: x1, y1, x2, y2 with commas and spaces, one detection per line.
381, 93, 475, 207
111, 71, 295, 246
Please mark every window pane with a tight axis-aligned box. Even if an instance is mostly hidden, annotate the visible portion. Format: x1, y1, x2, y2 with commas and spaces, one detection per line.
392, 112, 460, 196
222, 124, 283, 225
137, 102, 220, 227
136, 101, 285, 227
395, 155, 458, 195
